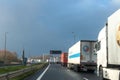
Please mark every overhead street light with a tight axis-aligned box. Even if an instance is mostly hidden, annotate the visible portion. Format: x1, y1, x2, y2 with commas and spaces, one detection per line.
72, 32, 76, 43
4, 32, 8, 64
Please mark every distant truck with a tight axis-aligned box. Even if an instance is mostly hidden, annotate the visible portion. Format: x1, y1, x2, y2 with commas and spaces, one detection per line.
49, 50, 61, 64
49, 57, 54, 63
95, 9, 120, 80
55, 56, 61, 64
49, 56, 60, 64
60, 52, 68, 67
67, 40, 97, 72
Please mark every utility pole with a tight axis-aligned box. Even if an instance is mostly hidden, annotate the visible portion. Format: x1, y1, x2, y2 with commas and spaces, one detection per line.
22, 49, 26, 66
72, 32, 76, 43
43, 54, 44, 62
4, 32, 8, 64
22, 49, 25, 61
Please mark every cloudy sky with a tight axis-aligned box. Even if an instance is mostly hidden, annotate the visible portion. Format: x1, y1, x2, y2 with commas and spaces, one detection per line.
0, 0, 120, 57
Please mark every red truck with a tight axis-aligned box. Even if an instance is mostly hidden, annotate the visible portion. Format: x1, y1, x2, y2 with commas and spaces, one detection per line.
60, 52, 68, 67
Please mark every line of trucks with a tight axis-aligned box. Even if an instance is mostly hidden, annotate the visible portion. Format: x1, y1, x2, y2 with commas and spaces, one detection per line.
60, 9, 120, 80
61, 40, 97, 73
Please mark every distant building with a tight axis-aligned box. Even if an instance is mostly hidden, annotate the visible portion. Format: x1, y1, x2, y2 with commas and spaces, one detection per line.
28, 54, 50, 63
27, 58, 41, 63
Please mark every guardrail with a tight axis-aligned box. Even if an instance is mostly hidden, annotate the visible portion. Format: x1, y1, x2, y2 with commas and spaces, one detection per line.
0, 65, 36, 80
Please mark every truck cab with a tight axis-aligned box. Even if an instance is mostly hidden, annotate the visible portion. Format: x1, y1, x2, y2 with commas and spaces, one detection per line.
95, 9, 120, 80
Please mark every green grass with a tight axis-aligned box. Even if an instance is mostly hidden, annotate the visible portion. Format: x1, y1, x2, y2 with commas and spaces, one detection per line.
0, 63, 46, 74
0, 66, 27, 74
10, 69, 37, 80
10, 63, 48, 80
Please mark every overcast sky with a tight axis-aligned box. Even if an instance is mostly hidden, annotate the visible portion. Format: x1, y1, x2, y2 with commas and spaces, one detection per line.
0, 0, 120, 57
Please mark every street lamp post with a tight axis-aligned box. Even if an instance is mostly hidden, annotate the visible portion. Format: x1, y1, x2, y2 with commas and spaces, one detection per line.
72, 32, 76, 43
4, 32, 8, 64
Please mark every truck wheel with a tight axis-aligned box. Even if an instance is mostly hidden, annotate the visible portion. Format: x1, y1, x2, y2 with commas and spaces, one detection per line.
73, 65, 78, 72
87, 69, 95, 73
74, 65, 81, 72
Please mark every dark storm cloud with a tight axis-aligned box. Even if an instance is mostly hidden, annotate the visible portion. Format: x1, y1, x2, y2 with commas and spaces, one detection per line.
0, 0, 119, 57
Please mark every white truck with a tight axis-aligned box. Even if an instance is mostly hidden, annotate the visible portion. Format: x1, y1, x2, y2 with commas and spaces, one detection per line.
95, 9, 120, 80
49, 56, 60, 64
67, 40, 97, 72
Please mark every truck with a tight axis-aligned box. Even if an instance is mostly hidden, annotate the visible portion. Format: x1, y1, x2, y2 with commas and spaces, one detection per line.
49, 50, 61, 64
49, 56, 60, 64
67, 40, 97, 72
60, 52, 68, 67
55, 56, 61, 64
95, 9, 120, 80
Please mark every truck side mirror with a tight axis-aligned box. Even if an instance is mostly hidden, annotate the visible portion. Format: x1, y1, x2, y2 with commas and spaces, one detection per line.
93, 49, 96, 53
94, 41, 101, 51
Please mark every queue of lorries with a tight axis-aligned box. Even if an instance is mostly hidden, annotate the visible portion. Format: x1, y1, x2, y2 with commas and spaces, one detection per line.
61, 40, 97, 72
60, 9, 120, 80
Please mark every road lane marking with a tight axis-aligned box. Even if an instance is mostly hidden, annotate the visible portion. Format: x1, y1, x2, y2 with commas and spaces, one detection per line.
83, 77, 89, 80
36, 64, 50, 80
67, 69, 70, 71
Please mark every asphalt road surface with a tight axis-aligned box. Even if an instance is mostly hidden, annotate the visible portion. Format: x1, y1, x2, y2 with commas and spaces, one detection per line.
25, 63, 99, 80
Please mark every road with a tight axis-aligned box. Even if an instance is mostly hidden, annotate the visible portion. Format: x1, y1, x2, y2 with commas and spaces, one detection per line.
25, 63, 99, 80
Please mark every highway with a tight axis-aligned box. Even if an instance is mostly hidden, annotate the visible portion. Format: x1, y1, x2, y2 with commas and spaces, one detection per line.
25, 63, 99, 80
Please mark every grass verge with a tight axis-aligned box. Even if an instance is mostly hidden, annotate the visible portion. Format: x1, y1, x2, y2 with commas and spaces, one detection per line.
0, 66, 27, 74
10, 63, 48, 80
0, 63, 45, 74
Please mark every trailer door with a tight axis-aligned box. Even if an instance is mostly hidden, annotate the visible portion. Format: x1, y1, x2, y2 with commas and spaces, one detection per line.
81, 41, 91, 62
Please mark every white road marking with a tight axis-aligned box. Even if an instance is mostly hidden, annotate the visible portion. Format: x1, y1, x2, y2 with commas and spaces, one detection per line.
36, 64, 50, 80
67, 69, 70, 71
83, 77, 89, 80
